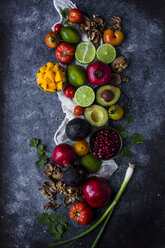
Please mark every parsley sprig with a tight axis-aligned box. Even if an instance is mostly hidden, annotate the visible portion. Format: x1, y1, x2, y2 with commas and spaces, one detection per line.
38, 213, 69, 241
29, 138, 51, 168
116, 107, 144, 158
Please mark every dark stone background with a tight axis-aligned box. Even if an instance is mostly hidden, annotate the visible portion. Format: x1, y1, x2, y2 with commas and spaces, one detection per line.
0, 0, 165, 247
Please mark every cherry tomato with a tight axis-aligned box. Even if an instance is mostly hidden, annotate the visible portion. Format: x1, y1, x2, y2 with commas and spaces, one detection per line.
45, 32, 61, 48
68, 9, 83, 23
54, 23, 63, 32
70, 202, 93, 225
103, 29, 124, 46
55, 42, 75, 65
74, 106, 84, 116
64, 85, 76, 98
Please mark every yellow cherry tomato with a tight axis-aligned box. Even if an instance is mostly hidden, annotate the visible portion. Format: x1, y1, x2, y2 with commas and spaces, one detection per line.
103, 29, 124, 46
73, 140, 89, 156
108, 105, 124, 120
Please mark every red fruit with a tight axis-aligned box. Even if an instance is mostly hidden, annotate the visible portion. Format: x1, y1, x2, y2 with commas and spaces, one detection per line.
55, 42, 75, 65
74, 106, 84, 116
64, 85, 76, 98
53, 144, 76, 167
82, 177, 111, 208
70, 202, 93, 225
54, 23, 63, 32
87, 61, 111, 85
68, 9, 83, 23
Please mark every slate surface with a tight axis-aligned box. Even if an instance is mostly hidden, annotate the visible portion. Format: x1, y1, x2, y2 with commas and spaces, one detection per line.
0, 0, 165, 247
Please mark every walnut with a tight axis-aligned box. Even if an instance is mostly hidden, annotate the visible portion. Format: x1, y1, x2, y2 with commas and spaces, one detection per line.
44, 163, 64, 180
110, 73, 121, 86
55, 181, 66, 194
111, 56, 129, 73
120, 74, 129, 82
64, 186, 79, 196
88, 29, 102, 44
41, 180, 57, 200
109, 16, 122, 30
43, 200, 60, 211
63, 195, 79, 206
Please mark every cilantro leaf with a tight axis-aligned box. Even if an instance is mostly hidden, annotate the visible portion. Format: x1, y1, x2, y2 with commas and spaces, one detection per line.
56, 224, 64, 234
116, 125, 124, 132
53, 233, 62, 241
131, 133, 144, 145
38, 213, 49, 225
60, 8, 69, 18
57, 214, 67, 224
121, 146, 133, 158
123, 106, 130, 120
49, 214, 58, 224
29, 138, 39, 148
120, 131, 128, 138
127, 116, 135, 123
35, 155, 48, 167
47, 223, 57, 234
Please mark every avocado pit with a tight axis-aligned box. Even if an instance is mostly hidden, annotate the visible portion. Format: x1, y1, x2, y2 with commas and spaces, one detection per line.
101, 90, 114, 102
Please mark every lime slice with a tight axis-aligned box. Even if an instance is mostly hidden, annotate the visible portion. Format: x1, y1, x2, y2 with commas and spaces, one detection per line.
75, 42, 96, 64
96, 44, 116, 64
75, 86, 95, 107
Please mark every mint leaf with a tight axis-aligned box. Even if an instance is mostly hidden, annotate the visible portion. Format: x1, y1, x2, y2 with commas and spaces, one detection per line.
127, 116, 134, 123
131, 133, 144, 145
38, 213, 49, 225
121, 147, 133, 158
29, 138, 39, 148
120, 130, 128, 138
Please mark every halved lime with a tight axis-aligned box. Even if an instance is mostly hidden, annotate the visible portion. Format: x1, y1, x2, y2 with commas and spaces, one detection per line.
75, 86, 95, 107
96, 44, 116, 64
75, 42, 96, 64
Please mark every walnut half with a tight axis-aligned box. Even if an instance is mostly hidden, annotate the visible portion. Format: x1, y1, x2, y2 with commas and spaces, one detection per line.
111, 56, 129, 73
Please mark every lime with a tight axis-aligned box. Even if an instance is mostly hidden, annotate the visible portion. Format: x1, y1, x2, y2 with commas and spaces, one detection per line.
75, 86, 95, 107
80, 153, 101, 173
75, 42, 96, 64
96, 44, 116, 64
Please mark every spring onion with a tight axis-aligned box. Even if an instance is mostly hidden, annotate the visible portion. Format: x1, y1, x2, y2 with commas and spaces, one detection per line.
49, 163, 135, 248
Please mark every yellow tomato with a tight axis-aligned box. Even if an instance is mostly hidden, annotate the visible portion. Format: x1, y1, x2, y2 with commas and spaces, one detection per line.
73, 140, 89, 156
108, 105, 124, 120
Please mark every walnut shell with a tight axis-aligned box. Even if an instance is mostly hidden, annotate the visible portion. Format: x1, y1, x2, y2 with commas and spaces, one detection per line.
111, 56, 129, 73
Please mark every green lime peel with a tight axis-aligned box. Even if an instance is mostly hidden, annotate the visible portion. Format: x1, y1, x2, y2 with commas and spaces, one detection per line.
49, 163, 135, 248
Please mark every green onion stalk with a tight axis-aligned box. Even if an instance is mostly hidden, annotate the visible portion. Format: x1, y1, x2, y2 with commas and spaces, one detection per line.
49, 163, 135, 248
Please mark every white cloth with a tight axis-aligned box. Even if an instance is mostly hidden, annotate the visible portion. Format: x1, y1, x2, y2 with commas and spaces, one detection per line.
52, 0, 118, 179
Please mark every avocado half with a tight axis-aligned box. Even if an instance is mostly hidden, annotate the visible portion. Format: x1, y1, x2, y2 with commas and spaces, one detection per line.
96, 85, 120, 107
84, 105, 108, 127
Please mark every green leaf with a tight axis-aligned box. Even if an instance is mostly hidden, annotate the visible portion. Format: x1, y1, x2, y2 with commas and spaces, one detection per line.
64, 8, 69, 17
56, 224, 64, 234
123, 106, 130, 120
127, 116, 135, 123
49, 214, 58, 224
38, 213, 49, 225
53, 232, 62, 241
37, 149, 44, 157
35, 155, 48, 167
131, 133, 144, 145
35, 160, 42, 168
116, 125, 124, 132
47, 223, 57, 234
121, 147, 133, 158
57, 214, 67, 224
120, 130, 128, 138
64, 20, 75, 26
29, 138, 39, 148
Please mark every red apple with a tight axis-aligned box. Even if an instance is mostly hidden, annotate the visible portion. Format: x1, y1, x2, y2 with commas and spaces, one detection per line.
82, 177, 112, 208
87, 61, 111, 85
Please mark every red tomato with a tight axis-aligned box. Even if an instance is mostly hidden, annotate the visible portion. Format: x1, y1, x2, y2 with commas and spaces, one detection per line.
64, 85, 76, 98
68, 9, 83, 23
70, 202, 93, 225
55, 42, 75, 65
45, 32, 60, 48
54, 23, 63, 32
74, 106, 84, 116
